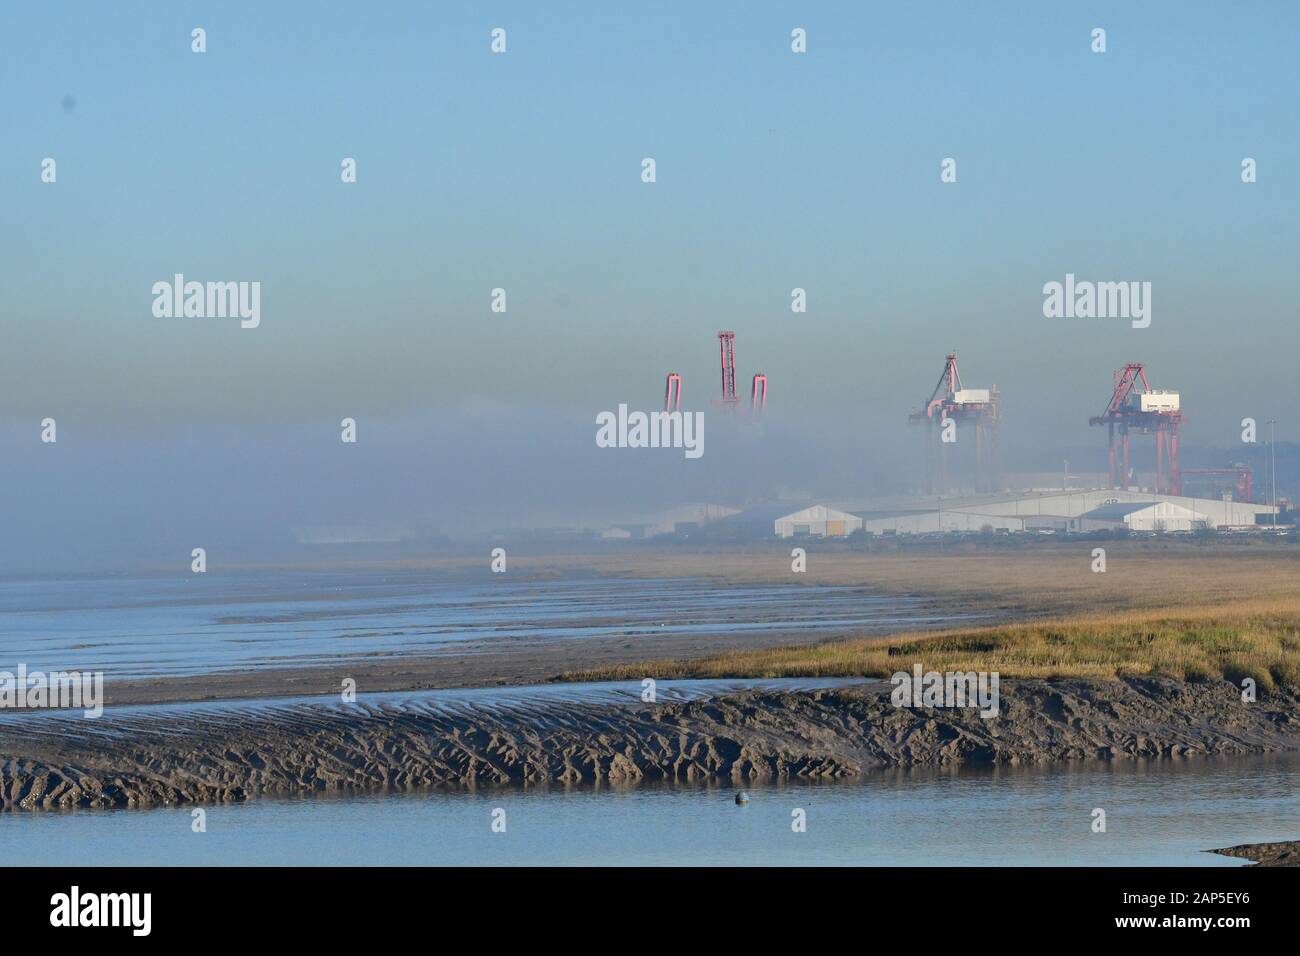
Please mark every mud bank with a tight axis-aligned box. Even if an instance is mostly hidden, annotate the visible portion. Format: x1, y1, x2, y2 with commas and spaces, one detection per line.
1210, 841, 1300, 866
2, 676, 1297, 811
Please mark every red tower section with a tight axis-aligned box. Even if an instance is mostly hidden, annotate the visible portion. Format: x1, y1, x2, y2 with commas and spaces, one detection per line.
717, 331, 738, 411
664, 372, 682, 412
751, 373, 767, 416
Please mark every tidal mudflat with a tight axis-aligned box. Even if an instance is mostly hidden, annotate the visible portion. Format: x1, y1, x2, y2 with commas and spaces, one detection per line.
0, 570, 981, 705
3, 676, 1296, 811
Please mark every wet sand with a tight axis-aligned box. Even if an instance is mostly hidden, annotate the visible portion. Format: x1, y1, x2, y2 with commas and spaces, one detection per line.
20, 542, 1292, 707
87, 624, 883, 706
5, 569, 979, 705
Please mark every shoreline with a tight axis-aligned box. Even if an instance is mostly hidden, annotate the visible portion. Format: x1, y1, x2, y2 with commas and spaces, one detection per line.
9, 625, 878, 709
4, 676, 1297, 812
12, 542, 1300, 710
1210, 841, 1300, 867
16, 612, 950, 709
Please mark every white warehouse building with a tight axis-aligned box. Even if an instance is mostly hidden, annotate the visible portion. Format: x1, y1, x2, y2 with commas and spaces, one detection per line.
774, 505, 864, 538
856, 489, 1275, 535
1077, 501, 1208, 532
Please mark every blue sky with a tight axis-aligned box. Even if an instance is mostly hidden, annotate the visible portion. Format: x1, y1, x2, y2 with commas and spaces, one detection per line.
4, 1, 1297, 424
1, 2, 1297, 564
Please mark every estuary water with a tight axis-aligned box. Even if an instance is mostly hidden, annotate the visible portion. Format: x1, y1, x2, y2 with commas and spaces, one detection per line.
0, 570, 976, 680
9, 752, 1298, 866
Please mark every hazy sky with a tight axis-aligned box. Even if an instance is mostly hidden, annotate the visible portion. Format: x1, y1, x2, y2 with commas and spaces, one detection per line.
2, 2, 1297, 568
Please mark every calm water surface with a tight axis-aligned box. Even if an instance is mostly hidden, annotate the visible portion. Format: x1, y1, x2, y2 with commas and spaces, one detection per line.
0, 571, 977, 680
9, 754, 1297, 866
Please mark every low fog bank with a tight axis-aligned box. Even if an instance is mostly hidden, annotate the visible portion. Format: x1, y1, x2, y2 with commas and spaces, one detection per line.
2, 405, 1294, 574
0, 405, 891, 572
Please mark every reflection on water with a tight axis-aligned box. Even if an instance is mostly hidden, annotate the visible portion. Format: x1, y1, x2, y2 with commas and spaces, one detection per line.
0, 571, 978, 680
9, 753, 1298, 866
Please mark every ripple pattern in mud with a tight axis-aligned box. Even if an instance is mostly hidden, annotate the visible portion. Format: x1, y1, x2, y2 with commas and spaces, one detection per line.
2, 677, 1297, 810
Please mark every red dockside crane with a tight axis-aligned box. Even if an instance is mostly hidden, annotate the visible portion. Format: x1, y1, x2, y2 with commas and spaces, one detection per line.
1181, 466, 1252, 503
908, 352, 1001, 494
664, 372, 682, 412
1088, 362, 1184, 494
717, 331, 738, 412
662, 332, 766, 419
751, 373, 767, 416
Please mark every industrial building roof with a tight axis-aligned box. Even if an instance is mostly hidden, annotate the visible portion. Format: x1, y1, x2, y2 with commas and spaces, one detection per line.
774, 504, 861, 523
714, 502, 816, 524
1080, 501, 1206, 521
1080, 503, 1159, 520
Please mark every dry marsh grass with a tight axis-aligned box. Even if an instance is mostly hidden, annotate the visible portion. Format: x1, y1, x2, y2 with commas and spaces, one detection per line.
563, 598, 1300, 690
